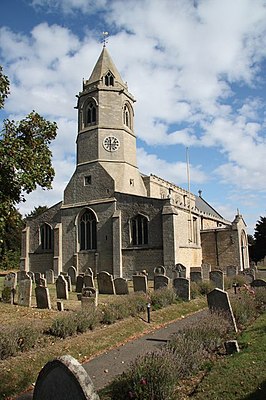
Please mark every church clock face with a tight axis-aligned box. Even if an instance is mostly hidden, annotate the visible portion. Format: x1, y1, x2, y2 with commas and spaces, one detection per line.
103, 136, 120, 152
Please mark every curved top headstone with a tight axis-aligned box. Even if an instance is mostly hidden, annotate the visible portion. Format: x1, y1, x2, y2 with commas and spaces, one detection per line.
33, 355, 99, 400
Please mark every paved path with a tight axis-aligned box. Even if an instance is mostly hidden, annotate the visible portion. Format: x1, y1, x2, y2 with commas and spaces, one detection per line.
15, 309, 207, 399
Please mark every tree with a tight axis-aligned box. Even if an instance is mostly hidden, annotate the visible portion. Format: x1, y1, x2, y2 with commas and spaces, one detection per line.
250, 216, 266, 263
0, 66, 57, 267
25, 205, 49, 219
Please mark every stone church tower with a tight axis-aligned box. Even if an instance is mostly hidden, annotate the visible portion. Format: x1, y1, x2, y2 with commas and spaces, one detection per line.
21, 46, 249, 278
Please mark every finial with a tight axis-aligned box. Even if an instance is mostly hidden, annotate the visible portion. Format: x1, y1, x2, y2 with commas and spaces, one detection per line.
102, 31, 109, 47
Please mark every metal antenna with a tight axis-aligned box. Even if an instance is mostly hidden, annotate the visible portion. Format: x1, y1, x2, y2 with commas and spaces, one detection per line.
102, 31, 109, 47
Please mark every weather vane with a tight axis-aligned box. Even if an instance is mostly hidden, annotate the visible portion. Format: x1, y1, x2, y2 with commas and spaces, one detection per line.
102, 31, 109, 47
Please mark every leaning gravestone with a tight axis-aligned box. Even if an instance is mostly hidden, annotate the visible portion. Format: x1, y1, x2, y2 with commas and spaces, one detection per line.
114, 277, 129, 295
173, 277, 190, 301
18, 275, 32, 307
190, 271, 202, 283
3, 272, 17, 303
35, 285, 51, 309
56, 275, 69, 300
81, 287, 98, 308
251, 279, 266, 288
173, 263, 186, 278
84, 274, 95, 289
132, 274, 148, 293
97, 272, 115, 295
209, 270, 224, 290
33, 355, 100, 400
76, 275, 84, 293
153, 266, 166, 276
68, 266, 77, 285
46, 269, 55, 284
154, 274, 170, 290
207, 288, 238, 332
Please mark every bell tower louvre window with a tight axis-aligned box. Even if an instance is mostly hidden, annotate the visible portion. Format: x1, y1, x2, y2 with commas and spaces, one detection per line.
104, 71, 114, 86
87, 101, 96, 125
123, 104, 131, 129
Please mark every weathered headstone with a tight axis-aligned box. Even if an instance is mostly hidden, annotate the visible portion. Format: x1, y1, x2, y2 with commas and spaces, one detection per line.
4, 272, 17, 290
84, 274, 95, 289
18, 275, 32, 307
76, 275, 84, 293
68, 266, 77, 285
3, 272, 17, 303
81, 287, 98, 308
132, 274, 148, 293
173, 277, 190, 301
39, 277, 47, 287
57, 301, 64, 311
224, 340, 240, 354
64, 275, 72, 292
17, 270, 29, 282
33, 355, 100, 400
251, 279, 266, 288
190, 271, 202, 283
46, 269, 55, 284
209, 270, 224, 290
84, 268, 94, 277
226, 265, 238, 277
35, 272, 43, 285
28, 271, 35, 282
97, 272, 115, 295
173, 263, 186, 278
35, 285, 51, 309
243, 273, 254, 284
207, 288, 237, 332
190, 267, 202, 273
154, 274, 170, 290
114, 277, 129, 295
153, 266, 166, 276
202, 263, 211, 280
56, 275, 69, 300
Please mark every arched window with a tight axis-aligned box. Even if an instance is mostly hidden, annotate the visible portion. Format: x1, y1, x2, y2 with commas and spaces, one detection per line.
40, 223, 52, 250
80, 210, 97, 250
123, 104, 131, 128
104, 71, 114, 86
87, 101, 96, 125
131, 214, 148, 246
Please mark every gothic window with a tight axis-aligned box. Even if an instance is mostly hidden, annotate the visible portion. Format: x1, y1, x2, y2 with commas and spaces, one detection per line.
123, 104, 131, 128
130, 214, 149, 246
80, 210, 97, 250
40, 223, 52, 250
87, 101, 96, 125
104, 71, 114, 86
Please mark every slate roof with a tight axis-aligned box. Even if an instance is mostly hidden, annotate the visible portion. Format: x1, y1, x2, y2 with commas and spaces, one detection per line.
195, 195, 224, 219
87, 47, 124, 86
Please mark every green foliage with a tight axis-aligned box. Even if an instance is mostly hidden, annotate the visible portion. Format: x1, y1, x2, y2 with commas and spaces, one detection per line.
48, 314, 77, 338
249, 216, 266, 263
110, 350, 178, 400
75, 308, 100, 333
0, 324, 40, 360
191, 280, 215, 298
150, 287, 176, 310
231, 290, 258, 327
25, 205, 49, 219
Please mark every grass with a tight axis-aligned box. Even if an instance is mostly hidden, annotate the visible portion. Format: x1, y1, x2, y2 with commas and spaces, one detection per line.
191, 312, 266, 400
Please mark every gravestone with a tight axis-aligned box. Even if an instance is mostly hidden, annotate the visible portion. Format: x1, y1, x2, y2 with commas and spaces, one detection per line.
132, 274, 148, 293
251, 279, 266, 288
114, 277, 129, 295
202, 263, 211, 280
207, 288, 237, 332
84, 274, 95, 289
190, 271, 202, 283
84, 268, 94, 277
173, 277, 190, 301
209, 270, 224, 290
33, 355, 100, 400
28, 271, 35, 282
57, 301, 64, 311
153, 266, 166, 276
173, 263, 186, 278
68, 266, 77, 285
35, 272, 43, 285
226, 265, 238, 277
190, 267, 202, 273
35, 285, 51, 309
4, 272, 17, 290
97, 272, 115, 295
18, 275, 32, 307
46, 270, 55, 284
81, 287, 98, 308
17, 270, 29, 282
244, 273, 254, 284
39, 277, 47, 287
154, 274, 170, 290
64, 275, 72, 292
76, 275, 84, 293
56, 275, 69, 300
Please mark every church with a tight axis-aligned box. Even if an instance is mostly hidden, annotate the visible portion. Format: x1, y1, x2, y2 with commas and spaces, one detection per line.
20, 46, 249, 278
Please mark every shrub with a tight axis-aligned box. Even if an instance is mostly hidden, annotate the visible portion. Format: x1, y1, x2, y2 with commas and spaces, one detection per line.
197, 280, 215, 295
150, 287, 176, 310
48, 313, 77, 338
0, 324, 40, 360
231, 290, 258, 327
254, 287, 266, 311
190, 282, 200, 299
75, 308, 100, 333
110, 350, 178, 400
127, 292, 149, 315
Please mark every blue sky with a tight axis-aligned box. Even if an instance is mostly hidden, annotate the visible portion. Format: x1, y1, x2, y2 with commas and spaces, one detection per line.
1, 0, 266, 234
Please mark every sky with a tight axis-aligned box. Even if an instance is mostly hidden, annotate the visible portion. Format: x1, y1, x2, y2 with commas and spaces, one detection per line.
0, 0, 266, 234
